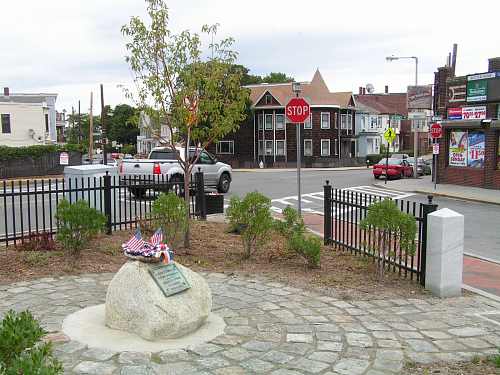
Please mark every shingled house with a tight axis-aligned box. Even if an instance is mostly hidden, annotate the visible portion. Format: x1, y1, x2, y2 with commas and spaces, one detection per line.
207, 70, 360, 168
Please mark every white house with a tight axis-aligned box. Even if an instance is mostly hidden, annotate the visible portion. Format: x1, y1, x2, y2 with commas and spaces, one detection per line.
136, 112, 172, 155
0, 87, 58, 146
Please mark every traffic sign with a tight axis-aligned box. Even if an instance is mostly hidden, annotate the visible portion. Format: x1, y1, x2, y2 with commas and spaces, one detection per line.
383, 128, 396, 143
433, 143, 440, 155
430, 123, 443, 139
286, 98, 310, 123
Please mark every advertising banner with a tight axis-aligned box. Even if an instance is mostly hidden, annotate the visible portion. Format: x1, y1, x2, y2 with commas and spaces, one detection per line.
467, 131, 485, 168
407, 85, 433, 109
449, 131, 468, 167
462, 106, 486, 120
467, 79, 488, 102
448, 84, 466, 103
447, 108, 462, 120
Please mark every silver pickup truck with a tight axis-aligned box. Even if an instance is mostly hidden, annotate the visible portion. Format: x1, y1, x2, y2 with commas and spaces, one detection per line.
119, 147, 232, 197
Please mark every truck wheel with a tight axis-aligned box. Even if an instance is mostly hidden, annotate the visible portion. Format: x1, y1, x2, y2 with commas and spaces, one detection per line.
129, 187, 146, 199
217, 173, 231, 193
170, 175, 185, 197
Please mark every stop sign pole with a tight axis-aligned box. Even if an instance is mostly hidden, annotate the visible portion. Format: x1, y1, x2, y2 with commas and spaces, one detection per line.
430, 122, 442, 190
286, 86, 310, 217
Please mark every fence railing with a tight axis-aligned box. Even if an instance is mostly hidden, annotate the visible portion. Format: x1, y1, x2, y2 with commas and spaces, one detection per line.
323, 180, 437, 285
0, 172, 208, 246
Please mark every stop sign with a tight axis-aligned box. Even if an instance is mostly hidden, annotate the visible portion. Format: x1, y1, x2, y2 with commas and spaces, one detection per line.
430, 123, 442, 139
286, 97, 310, 123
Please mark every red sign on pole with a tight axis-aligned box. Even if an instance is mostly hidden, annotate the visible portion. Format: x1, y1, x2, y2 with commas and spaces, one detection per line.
286, 98, 310, 123
430, 123, 443, 139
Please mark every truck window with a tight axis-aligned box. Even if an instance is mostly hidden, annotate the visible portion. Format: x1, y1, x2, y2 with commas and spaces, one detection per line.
149, 150, 178, 159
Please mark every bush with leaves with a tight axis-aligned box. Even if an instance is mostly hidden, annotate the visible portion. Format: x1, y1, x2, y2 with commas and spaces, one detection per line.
55, 199, 106, 258
0, 310, 62, 374
275, 206, 321, 268
226, 192, 274, 259
360, 199, 417, 279
150, 192, 188, 248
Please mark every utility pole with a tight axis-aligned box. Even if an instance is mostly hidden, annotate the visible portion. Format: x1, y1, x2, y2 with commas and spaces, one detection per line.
413, 57, 419, 179
78, 100, 82, 144
89, 92, 94, 163
101, 84, 107, 165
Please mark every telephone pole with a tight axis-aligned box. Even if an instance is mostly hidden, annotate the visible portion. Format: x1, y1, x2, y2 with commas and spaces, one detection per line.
78, 100, 82, 144
101, 84, 108, 165
89, 92, 94, 163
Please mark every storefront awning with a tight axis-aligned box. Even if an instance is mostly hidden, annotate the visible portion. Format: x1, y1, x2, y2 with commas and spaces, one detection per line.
490, 120, 500, 129
441, 120, 482, 128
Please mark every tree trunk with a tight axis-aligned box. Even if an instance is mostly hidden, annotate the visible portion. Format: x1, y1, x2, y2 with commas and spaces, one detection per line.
183, 172, 190, 249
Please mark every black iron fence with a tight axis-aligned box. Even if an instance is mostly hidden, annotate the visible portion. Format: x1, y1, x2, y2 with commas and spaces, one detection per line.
323, 181, 437, 285
0, 172, 209, 246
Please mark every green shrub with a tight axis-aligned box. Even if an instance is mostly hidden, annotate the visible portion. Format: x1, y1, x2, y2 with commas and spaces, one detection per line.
22, 251, 51, 267
366, 154, 386, 166
226, 192, 274, 259
288, 231, 322, 268
0, 144, 83, 161
360, 199, 417, 279
121, 144, 136, 155
490, 348, 500, 368
0, 310, 62, 374
150, 192, 188, 247
55, 199, 106, 258
274, 206, 305, 237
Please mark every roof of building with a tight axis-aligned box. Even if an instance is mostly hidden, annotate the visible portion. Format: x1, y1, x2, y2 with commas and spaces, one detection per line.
355, 101, 380, 114
354, 93, 408, 115
0, 93, 57, 104
245, 69, 355, 108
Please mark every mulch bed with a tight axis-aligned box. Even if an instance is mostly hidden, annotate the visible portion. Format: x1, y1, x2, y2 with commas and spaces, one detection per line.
403, 358, 500, 374
0, 221, 428, 299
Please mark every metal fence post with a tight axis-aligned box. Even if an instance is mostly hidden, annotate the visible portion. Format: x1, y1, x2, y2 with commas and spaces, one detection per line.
420, 195, 438, 286
323, 180, 332, 245
195, 168, 206, 220
103, 172, 112, 235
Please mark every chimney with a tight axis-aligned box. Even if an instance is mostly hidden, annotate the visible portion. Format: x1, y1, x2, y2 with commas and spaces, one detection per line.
362, 88, 366, 95
359, 87, 363, 95
451, 43, 458, 76
3, 87, 9, 96
384, 85, 389, 94
488, 57, 500, 72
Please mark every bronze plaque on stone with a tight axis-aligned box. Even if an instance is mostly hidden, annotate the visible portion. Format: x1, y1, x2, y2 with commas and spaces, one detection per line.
148, 263, 191, 297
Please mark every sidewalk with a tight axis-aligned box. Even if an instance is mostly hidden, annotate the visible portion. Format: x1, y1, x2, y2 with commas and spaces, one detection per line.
303, 212, 500, 300
234, 166, 368, 173
374, 176, 500, 205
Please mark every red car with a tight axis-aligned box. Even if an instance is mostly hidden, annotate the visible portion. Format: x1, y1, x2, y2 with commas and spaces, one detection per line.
373, 158, 414, 180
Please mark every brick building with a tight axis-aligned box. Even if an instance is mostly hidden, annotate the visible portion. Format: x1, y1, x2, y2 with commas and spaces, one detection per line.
207, 70, 360, 168
434, 57, 500, 189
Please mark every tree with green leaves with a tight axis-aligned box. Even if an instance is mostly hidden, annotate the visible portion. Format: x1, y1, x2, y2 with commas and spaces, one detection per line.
107, 104, 139, 146
262, 72, 294, 84
121, 0, 249, 247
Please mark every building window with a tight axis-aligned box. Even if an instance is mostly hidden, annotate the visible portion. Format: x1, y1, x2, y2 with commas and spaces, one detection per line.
45, 114, 49, 133
265, 140, 273, 155
377, 116, 382, 128
334, 139, 338, 155
275, 140, 285, 156
347, 114, 353, 130
265, 94, 272, 105
370, 116, 377, 129
258, 140, 263, 155
304, 139, 313, 156
321, 113, 330, 129
275, 114, 285, 130
321, 139, 330, 156
361, 116, 366, 131
216, 140, 234, 154
341, 114, 347, 129
304, 114, 312, 129
265, 114, 273, 130
1, 114, 11, 134
258, 113, 263, 130
334, 112, 338, 129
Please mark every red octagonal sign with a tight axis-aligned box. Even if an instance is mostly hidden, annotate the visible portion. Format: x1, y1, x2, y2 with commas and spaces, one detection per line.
286, 97, 310, 123
430, 123, 442, 139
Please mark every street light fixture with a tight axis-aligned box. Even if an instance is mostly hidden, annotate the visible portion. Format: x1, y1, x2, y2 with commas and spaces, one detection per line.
292, 82, 302, 97
386, 54, 419, 178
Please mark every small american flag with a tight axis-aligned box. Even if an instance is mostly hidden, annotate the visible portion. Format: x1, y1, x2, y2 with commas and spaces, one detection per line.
150, 228, 163, 246
123, 227, 145, 253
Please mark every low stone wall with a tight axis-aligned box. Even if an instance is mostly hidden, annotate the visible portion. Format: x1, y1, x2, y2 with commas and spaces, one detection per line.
0, 151, 82, 179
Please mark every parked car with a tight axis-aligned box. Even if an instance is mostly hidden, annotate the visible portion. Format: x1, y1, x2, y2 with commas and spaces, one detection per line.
373, 158, 414, 180
407, 157, 426, 176
423, 159, 432, 175
119, 146, 233, 197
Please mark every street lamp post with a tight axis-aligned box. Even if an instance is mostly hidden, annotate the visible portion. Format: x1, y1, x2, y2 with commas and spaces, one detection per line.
386, 55, 419, 178
292, 82, 302, 216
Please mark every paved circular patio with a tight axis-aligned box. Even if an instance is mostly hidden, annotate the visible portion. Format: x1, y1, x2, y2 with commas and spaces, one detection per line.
1, 270, 500, 374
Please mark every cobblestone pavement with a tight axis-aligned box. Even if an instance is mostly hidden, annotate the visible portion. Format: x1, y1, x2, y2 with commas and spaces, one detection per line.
1, 271, 500, 374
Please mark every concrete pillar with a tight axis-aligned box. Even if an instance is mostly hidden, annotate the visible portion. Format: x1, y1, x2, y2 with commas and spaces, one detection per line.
425, 208, 464, 297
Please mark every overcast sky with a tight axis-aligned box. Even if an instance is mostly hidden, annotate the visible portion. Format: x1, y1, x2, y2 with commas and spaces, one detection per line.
2, 0, 499, 113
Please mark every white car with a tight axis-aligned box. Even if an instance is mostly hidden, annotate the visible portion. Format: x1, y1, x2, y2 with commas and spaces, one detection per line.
119, 146, 232, 197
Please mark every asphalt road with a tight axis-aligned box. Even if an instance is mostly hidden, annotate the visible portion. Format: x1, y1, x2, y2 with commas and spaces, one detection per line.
228, 169, 500, 262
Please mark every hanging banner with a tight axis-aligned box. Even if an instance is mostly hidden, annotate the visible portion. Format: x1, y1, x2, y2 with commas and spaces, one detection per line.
467, 79, 488, 102
467, 131, 485, 168
449, 131, 468, 167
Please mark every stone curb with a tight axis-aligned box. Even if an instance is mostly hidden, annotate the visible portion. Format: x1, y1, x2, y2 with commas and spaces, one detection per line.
234, 167, 369, 173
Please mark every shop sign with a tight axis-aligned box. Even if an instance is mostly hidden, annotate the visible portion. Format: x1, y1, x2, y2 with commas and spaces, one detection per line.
467, 79, 488, 102
447, 108, 462, 120
448, 84, 466, 103
407, 85, 433, 109
467, 131, 485, 168
462, 106, 486, 120
449, 131, 468, 167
